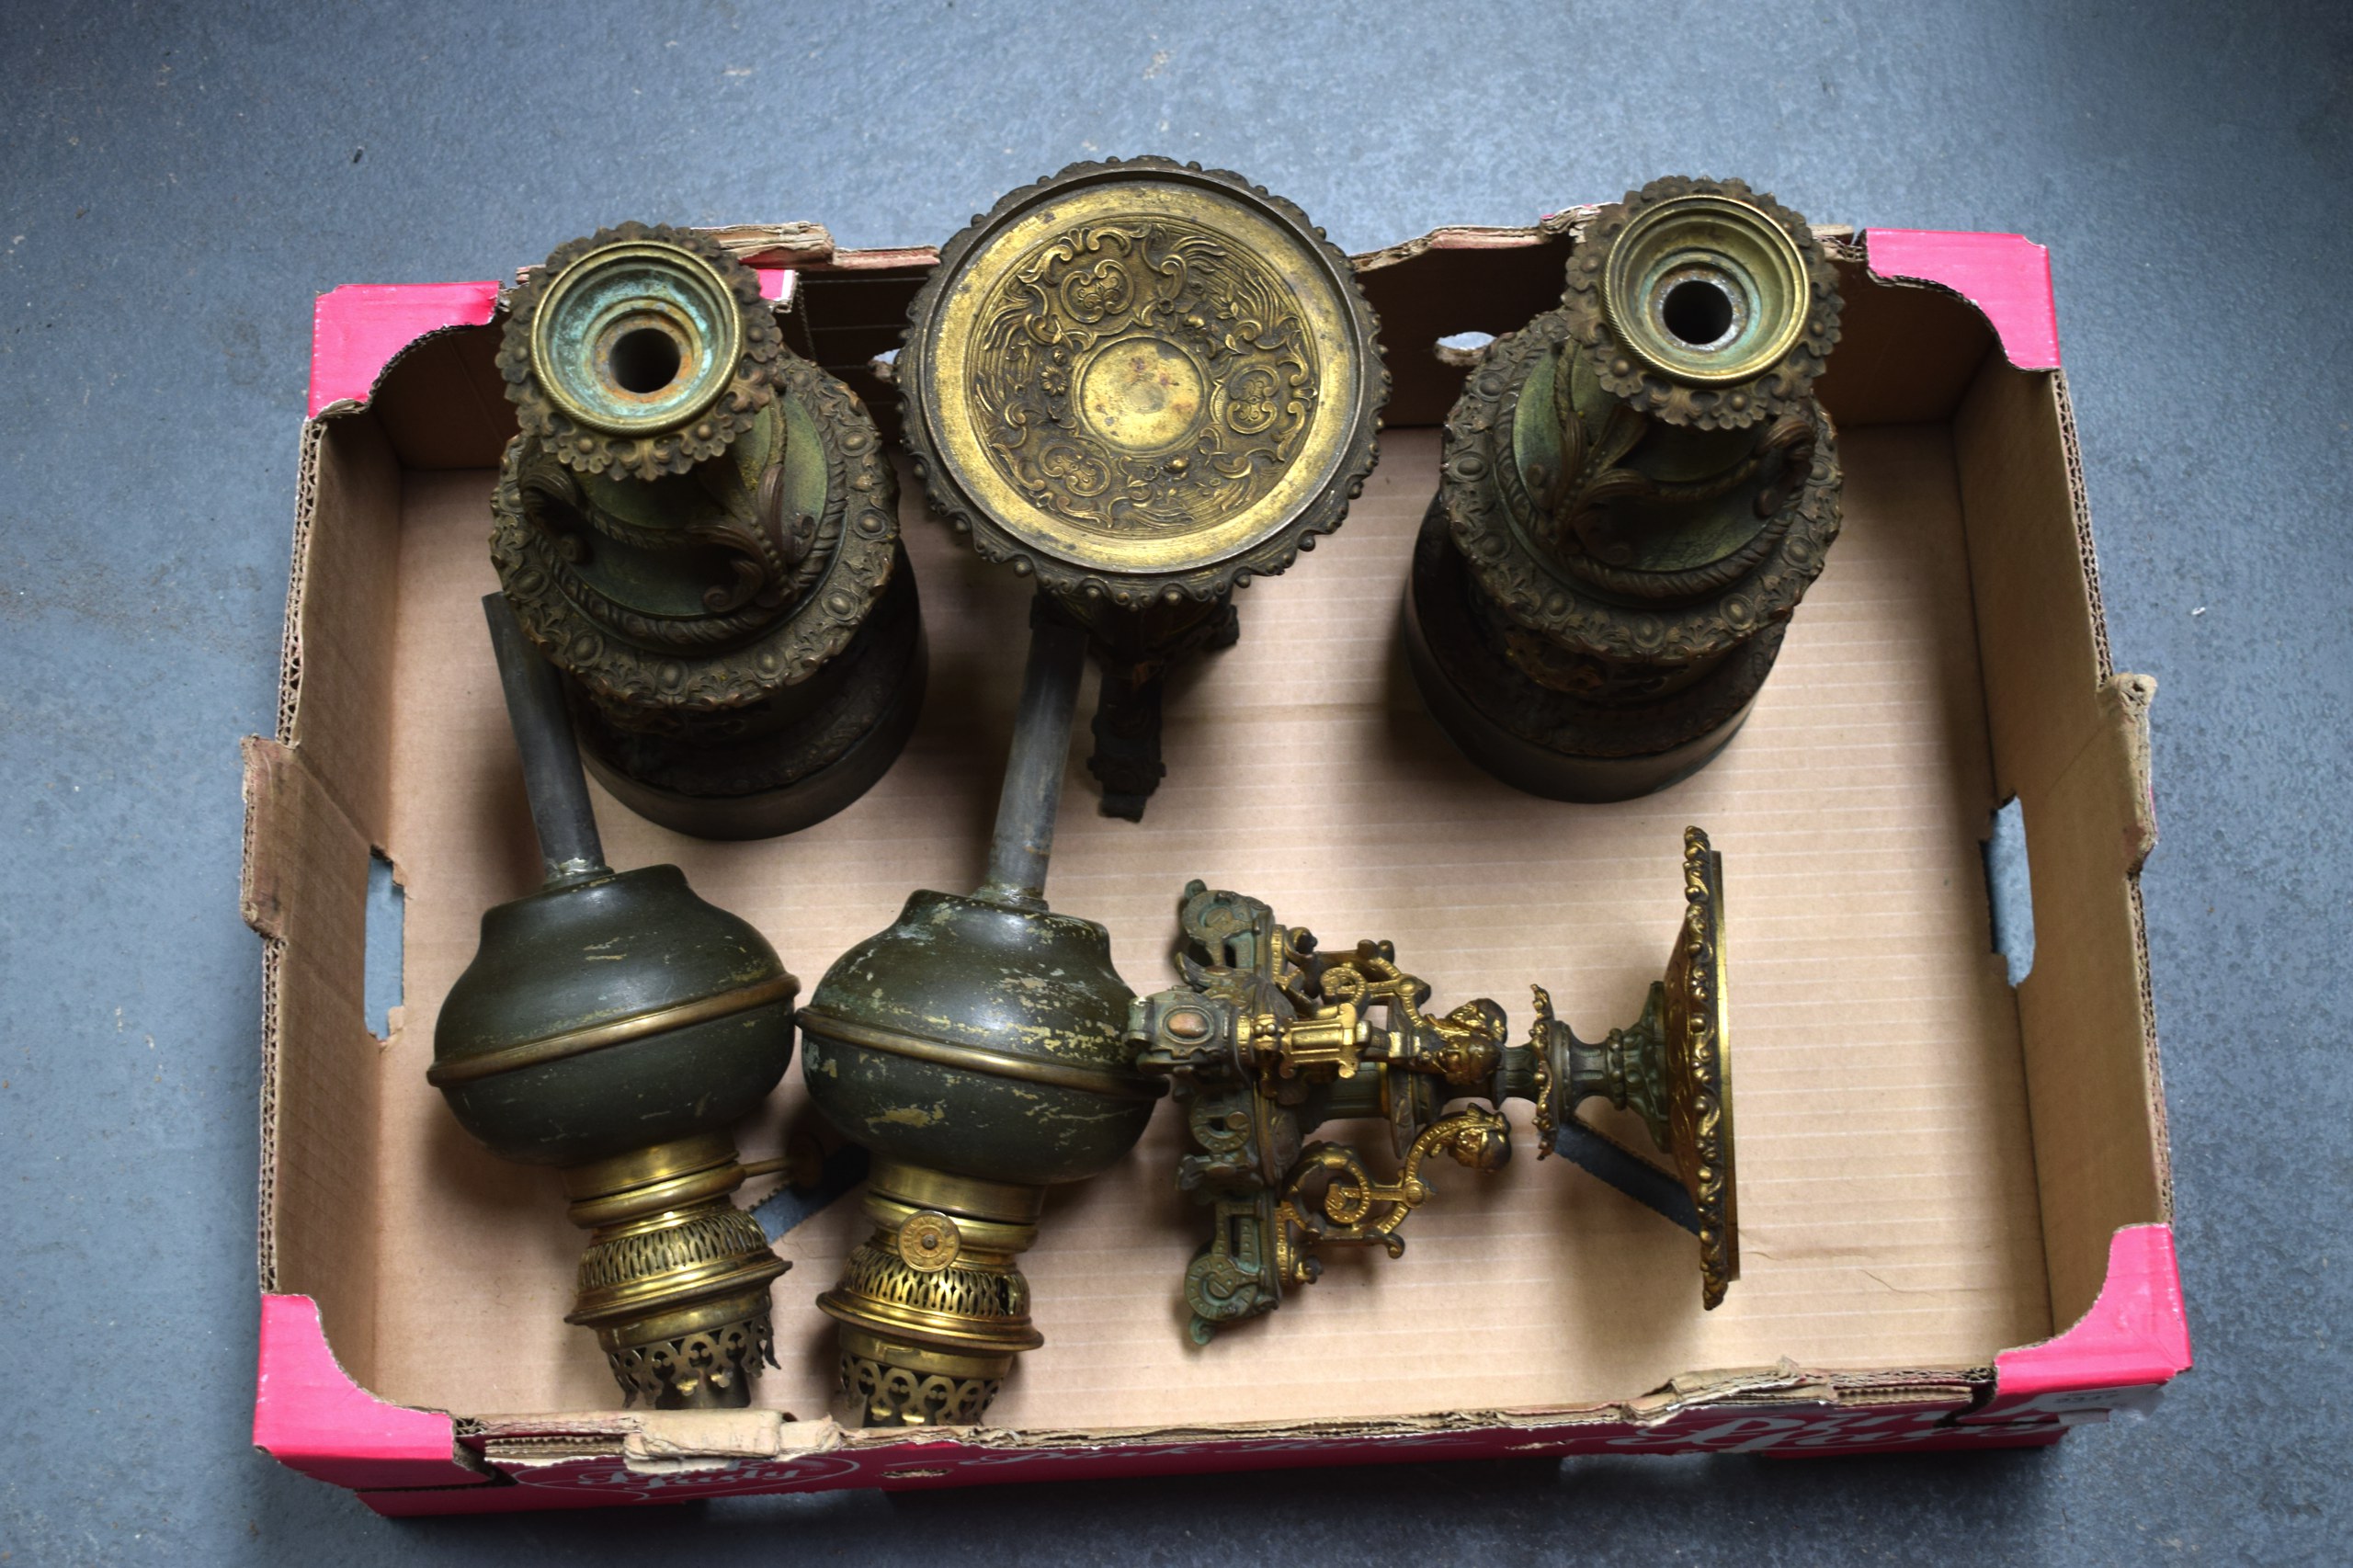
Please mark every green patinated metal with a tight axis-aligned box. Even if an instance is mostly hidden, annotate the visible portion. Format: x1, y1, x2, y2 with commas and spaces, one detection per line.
433, 864, 796, 1169
1405, 175, 1846, 802
425, 597, 798, 1411
492, 222, 923, 841
801, 890, 1154, 1188
1131, 829, 1734, 1344
795, 614, 1166, 1428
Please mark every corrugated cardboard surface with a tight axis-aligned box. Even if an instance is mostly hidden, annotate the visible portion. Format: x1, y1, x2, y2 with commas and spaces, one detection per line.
356, 420, 2052, 1426
1954, 360, 2166, 1326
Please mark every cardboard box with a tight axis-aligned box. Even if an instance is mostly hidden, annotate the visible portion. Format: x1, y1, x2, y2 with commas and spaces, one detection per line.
244, 214, 2188, 1516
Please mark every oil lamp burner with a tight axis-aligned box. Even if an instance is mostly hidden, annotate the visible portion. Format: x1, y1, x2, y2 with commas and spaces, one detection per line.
1406, 176, 1845, 801
796, 608, 1166, 1426
899, 157, 1386, 819
428, 595, 798, 1407
1131, 828, 1733, 1341
492, 222, 924, 840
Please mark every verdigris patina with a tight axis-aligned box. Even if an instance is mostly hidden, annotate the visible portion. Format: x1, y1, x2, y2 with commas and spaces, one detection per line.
493, 222, 923, 839
1407, 176, 1844, 800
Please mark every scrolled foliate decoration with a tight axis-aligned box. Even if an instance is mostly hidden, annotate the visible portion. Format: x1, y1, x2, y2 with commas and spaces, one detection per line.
1665, 825, 1736, 1308
969, 217, 1319, 538
1410, 175, 1849, 804
902, 156, 1386, 608
491, 353, 901, 712
1439, 320, 1842, 667
1133, 827, 1738, 1329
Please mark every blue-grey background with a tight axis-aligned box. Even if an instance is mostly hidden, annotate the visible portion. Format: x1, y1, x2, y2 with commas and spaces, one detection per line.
3, 1, 2346, 1562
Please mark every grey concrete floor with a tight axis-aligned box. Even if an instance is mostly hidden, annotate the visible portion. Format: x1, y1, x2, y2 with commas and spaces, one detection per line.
3, 1, 2347, 1562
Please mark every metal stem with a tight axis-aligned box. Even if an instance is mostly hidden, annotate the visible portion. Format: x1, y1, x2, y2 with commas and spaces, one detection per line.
976, 611, 1089, 910
481, 592, 608, 882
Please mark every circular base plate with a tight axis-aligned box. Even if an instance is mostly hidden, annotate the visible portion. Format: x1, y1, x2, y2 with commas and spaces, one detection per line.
901, 157, 1384, 605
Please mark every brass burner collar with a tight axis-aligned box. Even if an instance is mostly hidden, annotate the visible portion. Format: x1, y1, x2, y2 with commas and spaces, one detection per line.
567, 1253, 788, 1331
865, 1194, 1034, 1257
867, 1159, 1046, 1226
562, 1132, 746, 1227
582, 1287, 780, 1349
818, 1288, 1044, 1358
563, 1131, 736, 1199
817, 1160, 1051, 1425
836, 1327, 1013, 1385
545, 1135, 791, 1407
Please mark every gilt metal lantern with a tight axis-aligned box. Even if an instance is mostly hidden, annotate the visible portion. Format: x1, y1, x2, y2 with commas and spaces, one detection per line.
1407, 176, 1844, 801
492, 222, 924, 839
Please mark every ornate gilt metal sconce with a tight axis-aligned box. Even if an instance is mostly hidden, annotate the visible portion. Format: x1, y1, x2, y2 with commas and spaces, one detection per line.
900, 158, 1386, 819
1131, 828, 1733, 1342
797, 608, 1165, 1426
493, 222, 924, 840
428, 596, 796, 1407
1406, 176, 1844, 801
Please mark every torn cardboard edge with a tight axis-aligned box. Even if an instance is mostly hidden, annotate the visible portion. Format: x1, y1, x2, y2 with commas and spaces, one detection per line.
457, 1358, 1978, 1459
1867, 229, 2062, 370
255, 217, 2178, 1507
258, 1224, 2186, 1499
303, 219, 2063, 426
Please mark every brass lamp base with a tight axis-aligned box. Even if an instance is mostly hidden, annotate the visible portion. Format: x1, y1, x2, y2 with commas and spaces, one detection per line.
1410, 176, 1844, 804
561, 1133, 788, 1409
817, 1161, 1045, 1427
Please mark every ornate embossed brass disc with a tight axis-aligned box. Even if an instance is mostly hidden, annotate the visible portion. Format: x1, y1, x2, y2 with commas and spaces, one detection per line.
904, 159, 1382, 594
493, 222, 925, 840
903, 159, 1384, 820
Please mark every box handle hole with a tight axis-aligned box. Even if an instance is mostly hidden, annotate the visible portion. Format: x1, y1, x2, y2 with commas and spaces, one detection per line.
365, 850, 405, 1038
1984, 797, 2036, 986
